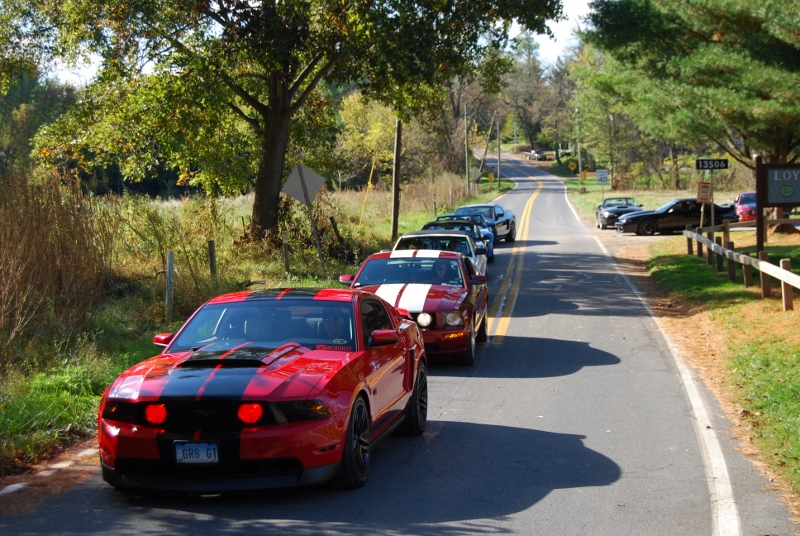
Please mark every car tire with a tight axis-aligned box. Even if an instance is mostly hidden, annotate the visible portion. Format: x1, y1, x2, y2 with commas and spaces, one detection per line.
488, 253, 494, 263
505, 223, 516, 242
332, 396, 370, 489
637, 219, 658, 236
599, 220, 607, 230
400, 362, 427, 436
476, 314, 487, 343
458, 321, 477, 366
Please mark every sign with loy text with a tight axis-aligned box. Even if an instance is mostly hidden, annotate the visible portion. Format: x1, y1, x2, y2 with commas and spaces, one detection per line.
766, 167, 800, 205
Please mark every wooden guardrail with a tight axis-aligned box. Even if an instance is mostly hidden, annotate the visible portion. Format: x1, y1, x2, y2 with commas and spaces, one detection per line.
683, 222, 799, 311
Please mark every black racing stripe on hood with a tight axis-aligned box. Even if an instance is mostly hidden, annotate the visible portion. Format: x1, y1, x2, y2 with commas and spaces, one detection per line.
158, 347, 268, 400
157, 366, 219, 399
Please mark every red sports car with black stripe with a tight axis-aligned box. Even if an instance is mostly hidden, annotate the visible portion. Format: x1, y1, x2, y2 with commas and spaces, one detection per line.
340, 250, 488, 366
98, 288, 428, 493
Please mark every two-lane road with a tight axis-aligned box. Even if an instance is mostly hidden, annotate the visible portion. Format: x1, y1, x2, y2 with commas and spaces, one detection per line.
0, 158, 795, 535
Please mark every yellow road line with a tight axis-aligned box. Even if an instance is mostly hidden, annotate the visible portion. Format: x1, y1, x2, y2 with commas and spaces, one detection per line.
487, 179, 542, 343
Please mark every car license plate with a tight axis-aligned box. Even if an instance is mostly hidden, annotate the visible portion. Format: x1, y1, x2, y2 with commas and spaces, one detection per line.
175, 441, 219, 464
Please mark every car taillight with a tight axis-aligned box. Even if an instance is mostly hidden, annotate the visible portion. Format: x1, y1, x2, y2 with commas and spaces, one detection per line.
145, 403, 167, 425
237, 403, 263, 424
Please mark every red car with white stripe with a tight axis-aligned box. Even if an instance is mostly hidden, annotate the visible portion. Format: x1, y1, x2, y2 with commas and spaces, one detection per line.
340, 250, 488, 366
98, 288, 428, 493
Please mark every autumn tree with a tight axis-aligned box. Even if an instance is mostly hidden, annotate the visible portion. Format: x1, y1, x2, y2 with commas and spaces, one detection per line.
9, 0, 563, 239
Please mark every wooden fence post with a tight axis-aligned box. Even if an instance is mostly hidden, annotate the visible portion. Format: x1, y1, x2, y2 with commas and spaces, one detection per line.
282, 230, 290, 272
727, 241, 736, 282
208, 240, 216, 278
715, 237, 724, 272
759, 250, 771, 299
706, 232, 714, 265
742, 251, 753, 288
686, 225, 693, 255
781, 259, 793, 311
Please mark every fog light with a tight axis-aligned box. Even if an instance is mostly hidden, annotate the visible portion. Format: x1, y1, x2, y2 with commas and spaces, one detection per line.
145, 404, 167, 425
238, 403, 263, 424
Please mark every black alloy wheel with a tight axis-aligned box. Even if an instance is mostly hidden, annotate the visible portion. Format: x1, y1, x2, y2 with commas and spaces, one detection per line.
506, 223, 516, 242
332, 396, 371, 488
637, 219, 658, 236
401, 363, 428, 436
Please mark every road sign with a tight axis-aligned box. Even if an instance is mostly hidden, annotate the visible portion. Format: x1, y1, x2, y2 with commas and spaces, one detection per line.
283, 164, 326, 207
596, 169, 609, 185
695, 159, 728, 170
568, 161, 577, 171
697, 181, 712, 204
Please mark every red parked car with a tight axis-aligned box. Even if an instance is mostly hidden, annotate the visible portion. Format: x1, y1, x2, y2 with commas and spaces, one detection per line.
98, 288, 428, 493
734, 191, 757, 222
340, 250, 488, 366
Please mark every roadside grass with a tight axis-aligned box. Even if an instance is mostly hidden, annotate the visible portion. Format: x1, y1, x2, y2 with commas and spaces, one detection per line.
0, 172, 511, 476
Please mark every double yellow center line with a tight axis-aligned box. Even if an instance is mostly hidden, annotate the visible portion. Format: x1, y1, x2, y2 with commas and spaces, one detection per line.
486, 179, 543, 344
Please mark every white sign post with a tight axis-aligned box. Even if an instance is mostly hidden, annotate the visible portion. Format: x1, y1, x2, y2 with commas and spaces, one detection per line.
596, 168, 609, 198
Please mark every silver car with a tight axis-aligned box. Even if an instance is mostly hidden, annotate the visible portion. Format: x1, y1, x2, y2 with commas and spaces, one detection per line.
392, 230, 488, 278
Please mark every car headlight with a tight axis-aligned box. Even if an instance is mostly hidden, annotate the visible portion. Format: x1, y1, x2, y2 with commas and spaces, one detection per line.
443, 312, 464, 327
416, 312, 433, 327
603, 211, 613, 217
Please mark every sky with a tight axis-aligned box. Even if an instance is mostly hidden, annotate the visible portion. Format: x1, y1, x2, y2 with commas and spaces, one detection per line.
533, 0, 591, 66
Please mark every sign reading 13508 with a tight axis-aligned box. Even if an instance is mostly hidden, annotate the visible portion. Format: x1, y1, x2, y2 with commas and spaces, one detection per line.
695, 159, 729, 170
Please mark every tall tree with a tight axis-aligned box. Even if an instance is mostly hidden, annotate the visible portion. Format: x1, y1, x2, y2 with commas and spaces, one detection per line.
500, 32, 548, 149
10, 0, 563, 239
584, 0, 800, 167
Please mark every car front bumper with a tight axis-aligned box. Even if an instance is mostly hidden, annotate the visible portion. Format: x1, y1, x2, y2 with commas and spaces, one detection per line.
98, 412, 347, 492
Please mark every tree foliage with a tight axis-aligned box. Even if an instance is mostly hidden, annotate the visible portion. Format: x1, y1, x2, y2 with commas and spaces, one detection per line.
584, 0, 800, 166
9, 0, 564, 239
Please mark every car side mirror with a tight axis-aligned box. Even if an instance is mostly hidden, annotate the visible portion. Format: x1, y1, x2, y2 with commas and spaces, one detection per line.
469, 274, 487, 286
369, 329, 399, 347
475, 246, 487, 255
154, 333, 174, 348
339, 274, 354, 285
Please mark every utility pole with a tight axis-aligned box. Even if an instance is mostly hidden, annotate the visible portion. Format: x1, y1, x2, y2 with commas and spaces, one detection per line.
576, 108, 584, 192
391, 117, 402, 242
464, 105, 469, 196
497, 113, 501, 190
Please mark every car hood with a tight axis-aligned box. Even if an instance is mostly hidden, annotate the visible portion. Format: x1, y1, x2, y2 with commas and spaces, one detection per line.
359, 283, 467, 313
105, 343, 348, 402
617, 209, 659, 222
601, 206, 642, 214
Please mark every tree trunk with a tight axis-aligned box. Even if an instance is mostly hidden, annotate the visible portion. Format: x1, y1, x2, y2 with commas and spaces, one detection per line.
251, 109, 292, 239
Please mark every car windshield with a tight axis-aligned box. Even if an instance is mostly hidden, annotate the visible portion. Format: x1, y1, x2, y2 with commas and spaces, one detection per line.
655, 200, 679, 213
456, 206, 493, 220
395, 236, 473, 256
169, 298, 355, 352
422, 222, 480, 239
603, 198, 636, 207
354, 258, 464, 287
739, 193, 756, 205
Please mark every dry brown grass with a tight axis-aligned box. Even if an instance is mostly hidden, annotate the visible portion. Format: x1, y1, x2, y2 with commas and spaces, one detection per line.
0, 172, 114, 373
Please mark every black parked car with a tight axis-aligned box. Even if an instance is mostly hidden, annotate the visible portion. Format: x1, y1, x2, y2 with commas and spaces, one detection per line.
595, 197, 644, 230
615, 198, 738, 236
